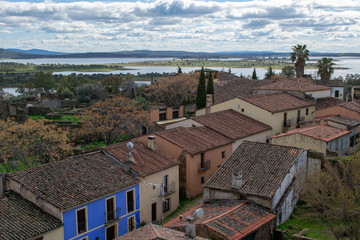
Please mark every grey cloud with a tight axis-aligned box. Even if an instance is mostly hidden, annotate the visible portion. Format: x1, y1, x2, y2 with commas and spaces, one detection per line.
280, 18, 357, 31
133, 0, 220, 18
241, 7, 306, 20
243, 20, 272, 29
149, 18, 182, 26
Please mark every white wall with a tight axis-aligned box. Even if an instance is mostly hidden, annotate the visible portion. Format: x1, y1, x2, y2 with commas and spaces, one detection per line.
305, 90, 331, 99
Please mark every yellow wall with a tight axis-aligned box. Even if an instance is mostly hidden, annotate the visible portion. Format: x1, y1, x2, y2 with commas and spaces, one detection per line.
271, 133, 327, 154
42, 227, 64, 240
139, 165, 179, 224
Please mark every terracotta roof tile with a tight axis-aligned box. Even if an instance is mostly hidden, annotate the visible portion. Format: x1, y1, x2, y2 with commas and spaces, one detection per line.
8, 151, 139, 211
0, 191, 62, 240
204, 141, 304, 198
241, 92, 315, 113
156, 127, 232, 155
254, 77, 331, 92
103, 139, 179, 177
164, 200, 275, 240
117, 223, 208, 240
315, 97, 345, 110
272, 124, 350, 142
338, 101, 360, 114
326, 115, 360, 127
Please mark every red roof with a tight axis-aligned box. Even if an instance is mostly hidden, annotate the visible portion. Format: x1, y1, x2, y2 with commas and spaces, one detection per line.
272, 124, 350, 142
193, 109, 271, 140
241, 92, 315, 113
156, 127, 232, 155
254, 77, 331, 92
164, 200, 275, 240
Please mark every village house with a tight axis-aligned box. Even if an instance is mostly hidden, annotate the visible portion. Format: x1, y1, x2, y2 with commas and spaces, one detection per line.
117, 223, 208, 240
0, 191, 63, 240
314, 79, 345, 100
103, 138, 179, 224
314, 101, 360, 119
165, 109, 272, 151
196, 92, 315, 136
271, 124, 350, 156
1, 150, 141, 240
351, 86, 360, 102
138, 127, 233, 199
164, 200, 275, 240
203, 141, 307, 226
253, 77, 331, 99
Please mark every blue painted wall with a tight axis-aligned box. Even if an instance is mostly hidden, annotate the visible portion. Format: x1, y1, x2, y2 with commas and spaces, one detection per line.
62, 184, 140, 240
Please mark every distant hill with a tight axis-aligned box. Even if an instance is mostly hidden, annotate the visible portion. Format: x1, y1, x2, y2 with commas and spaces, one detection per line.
7, 48, 65, 55
1, 48, 360, 59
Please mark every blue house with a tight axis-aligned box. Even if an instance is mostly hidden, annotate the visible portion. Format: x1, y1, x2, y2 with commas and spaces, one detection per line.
6, 150, 140, 240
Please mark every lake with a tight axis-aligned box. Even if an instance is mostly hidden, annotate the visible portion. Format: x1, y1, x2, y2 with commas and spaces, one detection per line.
1, 57, 359, 80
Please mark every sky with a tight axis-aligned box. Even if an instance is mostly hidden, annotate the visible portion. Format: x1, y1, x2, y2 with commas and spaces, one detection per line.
0, 0, 359, 53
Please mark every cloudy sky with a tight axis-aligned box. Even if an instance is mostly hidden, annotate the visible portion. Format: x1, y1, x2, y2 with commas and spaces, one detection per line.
0, 0, 359, 53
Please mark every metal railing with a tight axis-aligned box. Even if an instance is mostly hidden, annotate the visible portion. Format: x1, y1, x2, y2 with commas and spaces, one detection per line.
198, 160, 210, 172
105, 208, 121, 224
160, 181, 176, 197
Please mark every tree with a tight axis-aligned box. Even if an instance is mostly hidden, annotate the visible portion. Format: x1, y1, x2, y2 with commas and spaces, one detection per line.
34, 71, 56, 92
264, 66, 275, 79
178, 66, 182, 74
252, 68, 258, 80
76, 84, 106, 103
290, 44, 310, 78
281, 66, 295, 77
145, 73, 198, 107
72, 96, 150, 145
304, 157, 360, 239
101, 75, 123, 93
196, 67, 206, 109
317, 57, 335, 85
0, 119, 72, 172
16, 82, 36, 96
207, 71, 214, 104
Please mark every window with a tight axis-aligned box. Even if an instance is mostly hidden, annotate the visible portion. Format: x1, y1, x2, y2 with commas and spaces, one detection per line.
106, 197, 115, 222
173, 107, 179, 119
241, 108, 244, 113
163, 198, 170, 212
163, 175, 168, 194
306, 108, 309, 115
297, 110, 301, 123
200, 153, 205, 169
106, 225, 117, 240
128, 216, 136, 232
283, 112, 287, 127
221, 151, 226, 159
127, 190, 135, 213
159, 108, 166, 121
201, 176, 205, 184
76, 208, 87, 234
335, 90, 339, 98
141, 126, 148, 135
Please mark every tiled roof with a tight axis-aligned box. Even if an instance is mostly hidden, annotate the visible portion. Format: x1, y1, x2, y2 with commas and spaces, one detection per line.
240, 92, 315, 113
254, 77, 331, 92
315, 97, 345, 110
156, 127, 232, 156
8, 151, 139, 211
272, 124, 350, 142
204, 141, 304, 198
0, 191, 62, 240
103, 139, 179, 177
193, 109, 271, 140
117, 223, 208, 240
338, 101, 360, 114
214, 72, 274, 104
314, 79, 345, 87
164, 200, 275, 240
326, 115, 360, 127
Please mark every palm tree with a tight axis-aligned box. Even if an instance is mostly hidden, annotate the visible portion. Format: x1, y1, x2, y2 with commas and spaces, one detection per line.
290, 44, 310, 78
317, 57, 335, 85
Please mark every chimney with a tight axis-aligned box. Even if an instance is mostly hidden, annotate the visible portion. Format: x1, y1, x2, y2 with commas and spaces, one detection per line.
185, 216, 196, 238
128, 151, 136, 163
232, 168, 243, 190
123, 160, 131, 172
206, 94, 213, 107
148, 136, 157, 152
0, 173, 7, 194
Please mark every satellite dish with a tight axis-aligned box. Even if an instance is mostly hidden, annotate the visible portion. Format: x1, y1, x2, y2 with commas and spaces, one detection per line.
127, 142, 134, 149
194, 208, 204, 218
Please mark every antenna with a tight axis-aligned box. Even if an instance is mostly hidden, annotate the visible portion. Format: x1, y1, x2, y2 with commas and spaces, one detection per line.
127, 142, 134, 149
194, 208, 204, 218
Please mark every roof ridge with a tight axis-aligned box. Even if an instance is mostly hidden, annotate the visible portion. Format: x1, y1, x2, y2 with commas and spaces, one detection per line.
203, 201, 247, 224
150, 223, 164, 239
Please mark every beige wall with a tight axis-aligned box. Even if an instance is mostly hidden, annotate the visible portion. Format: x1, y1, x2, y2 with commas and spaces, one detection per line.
271, 133, 327, 154
196, 98, 314, 135
314, 106, 360, 119
165, 119, 203, 130
139, 165, 179, 224
42, 227, 64, 240
305, 90, 331, 99
233, 130, 271, 152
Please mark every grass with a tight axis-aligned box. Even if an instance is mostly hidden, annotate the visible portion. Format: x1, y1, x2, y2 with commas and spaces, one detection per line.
278, 203, 337, 240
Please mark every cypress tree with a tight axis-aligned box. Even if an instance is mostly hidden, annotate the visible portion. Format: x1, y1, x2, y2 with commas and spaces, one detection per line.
252, 68, 258, 80
207, 71, 214, 104
196, 67, 206, 109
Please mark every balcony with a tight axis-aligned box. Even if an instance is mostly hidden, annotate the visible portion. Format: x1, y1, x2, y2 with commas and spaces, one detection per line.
160, 181, 176, 197
198, 160, 210, 172
354, 94, 360, 99
105, 207, 121, 226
